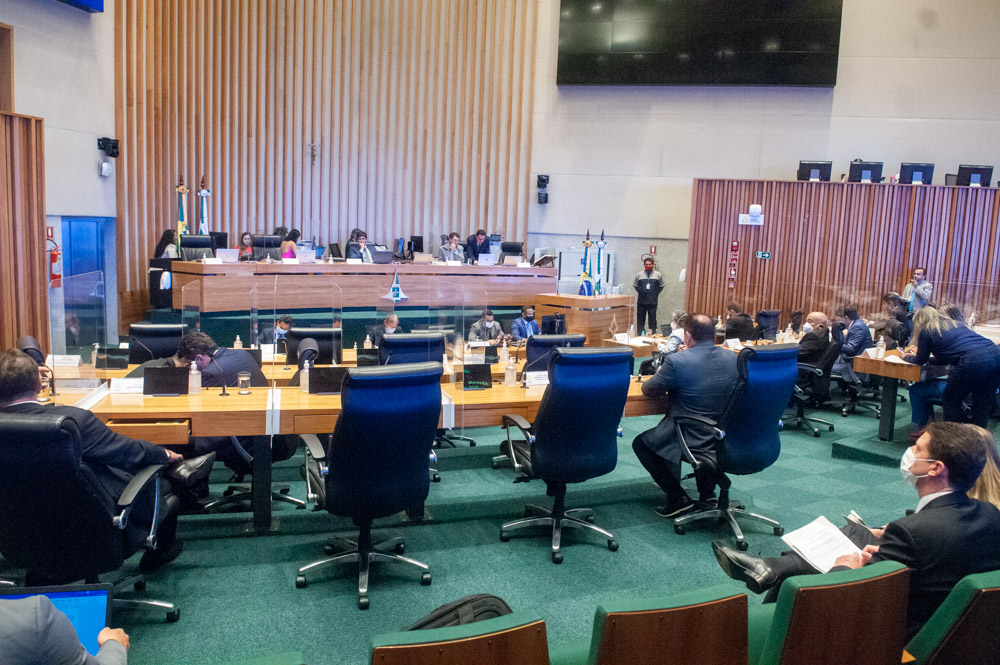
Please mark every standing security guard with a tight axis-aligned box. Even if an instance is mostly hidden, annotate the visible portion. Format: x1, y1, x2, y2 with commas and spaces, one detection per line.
633, 254, 664, 334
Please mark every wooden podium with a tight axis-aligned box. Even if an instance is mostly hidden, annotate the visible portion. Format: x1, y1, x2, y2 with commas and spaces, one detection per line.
535, 293, 633, 345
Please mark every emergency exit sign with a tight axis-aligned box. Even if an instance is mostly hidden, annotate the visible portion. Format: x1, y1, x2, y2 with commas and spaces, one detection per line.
755, 251, 772, 259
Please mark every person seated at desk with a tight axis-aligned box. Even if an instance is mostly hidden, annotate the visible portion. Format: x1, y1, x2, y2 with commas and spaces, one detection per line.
798, 311, 831, 365
126, 332, 215, 378
198, 339, 267, 389
439, 232, 467, 262
712, 422, 1000, 641
371, 313, 403, 347
259, 314, 294, 345
348, 230, 374, 263
280, 228, 300, 259
832, 305, 874, 387
468, 309, 504, 344
874, 292, 911, 349
632, 314, 739, 518
660, 309, 686, 355
153, 229, 178, 259
465, 228, 490, 264
238, 231, 254, 261
511, 305, 540, 342
0, 595, 131, 665
723, 302, 754, 341
0, 348, 188, 573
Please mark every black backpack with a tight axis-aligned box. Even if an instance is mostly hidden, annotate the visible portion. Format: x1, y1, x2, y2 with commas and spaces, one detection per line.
403, 594, 513, 630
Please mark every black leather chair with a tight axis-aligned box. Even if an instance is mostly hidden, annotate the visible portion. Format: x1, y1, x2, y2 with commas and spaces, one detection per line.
0, 412, 179, 621
785, 340, 842, 437
251, 234, 282, 261
672, 346, 798, 549
498, 347, 632, 563
498, 241, 524, 265
752, 310, 781, 341
178, 234, 216, 261
378, 332, 446, 365
295, 362, 443, 609
127, 323, 187, 364
523, 334, 586, 374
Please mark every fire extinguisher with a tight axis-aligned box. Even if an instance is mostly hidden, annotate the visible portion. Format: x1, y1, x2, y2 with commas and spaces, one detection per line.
48, 239, 62, 288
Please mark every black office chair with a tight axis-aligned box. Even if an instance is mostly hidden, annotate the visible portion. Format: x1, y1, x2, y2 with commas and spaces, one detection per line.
127, 323, 187, 364
178, 234, 216, 261
785, 340, 842, 437
295, 362, 443, 609
378, 332, 446, 365
251, 234, 282, 261
346, 241, 361, 259
327, 242, 343, 259
498, 347, 633, 563
523, 334, 586, 374
672, 346, 798, 549
498, 241, 524, 265
752, 310, 780, 341
0, 412, 179, 621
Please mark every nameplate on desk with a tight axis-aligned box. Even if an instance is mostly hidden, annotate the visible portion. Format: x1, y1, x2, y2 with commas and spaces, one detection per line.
281, 258, 299, 264
110, 378, 144, 393
58, 378, 102, 390
345, 258, 363, 265
613, 333, 629, 344
863, 348, 878, 358
724, 338, 742, 350
516, 262, 531, 268
46, 354, 81, 367
202, 257, 223, 265
119, 342, 130, 349
445, 260, 462, 266
524, 371, 549, 386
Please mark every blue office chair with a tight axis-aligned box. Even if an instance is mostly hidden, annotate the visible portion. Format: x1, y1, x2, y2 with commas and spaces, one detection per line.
523, 333, 586, 373
499, 347, 633, 563
378, 332, 446, 365
294, 362, 443, 609
672, 346, 798, 549
752, 310, 780, 341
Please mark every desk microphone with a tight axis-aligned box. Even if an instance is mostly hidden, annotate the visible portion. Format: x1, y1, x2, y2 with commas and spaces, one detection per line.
132, 337, 156, 362
17, 335, 57, 397
209, 353, 230, 396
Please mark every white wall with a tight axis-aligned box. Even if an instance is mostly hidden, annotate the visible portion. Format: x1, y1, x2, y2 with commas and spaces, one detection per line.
528, 0, 1000, 246
1, 0, 116, 217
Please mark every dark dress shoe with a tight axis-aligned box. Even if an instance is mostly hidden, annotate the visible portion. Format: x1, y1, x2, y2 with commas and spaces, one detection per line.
711, 540, 778, 594
139, 540, 184, 573
167, 453, 216, 488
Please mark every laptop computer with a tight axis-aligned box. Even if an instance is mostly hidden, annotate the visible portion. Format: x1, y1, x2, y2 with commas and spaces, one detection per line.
412, 252, 435, 264
0, 583, 112, 656
298, 251, 315, 264
372, 249, 394, 264
308, 366, 350, 394
477, 254, 495, 266
143, 366, 189, 395
501, 255, 521, 266
216, 248, 239, 264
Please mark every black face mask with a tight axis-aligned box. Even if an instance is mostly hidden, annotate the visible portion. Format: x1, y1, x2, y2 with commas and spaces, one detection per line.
524, 315, 534, 322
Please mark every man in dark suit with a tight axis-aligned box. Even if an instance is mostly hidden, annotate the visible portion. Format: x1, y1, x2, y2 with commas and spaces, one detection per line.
832, 305, 874, 385
632, 314, 739, 517
797, 311, 831, 366
259, 314, 293, 345
724, 302, 754, 342
199, 342, 267, 388
370, 312, 403, 348
465, 228, 491, 263
713, 422, 1000, 639
126, 331, 215, 378
0, 349, 186, 572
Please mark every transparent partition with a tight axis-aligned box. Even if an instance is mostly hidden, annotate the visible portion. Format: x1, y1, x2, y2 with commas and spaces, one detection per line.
48, 270, 109, 398
180, 280, 202, 335
429, 277, 477, 440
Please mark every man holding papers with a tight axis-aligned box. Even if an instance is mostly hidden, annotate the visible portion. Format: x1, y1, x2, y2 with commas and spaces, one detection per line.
712, 422, 1000, 639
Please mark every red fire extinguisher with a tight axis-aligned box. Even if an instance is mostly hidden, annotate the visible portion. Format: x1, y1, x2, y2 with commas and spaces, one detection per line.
48, 239, 62, 288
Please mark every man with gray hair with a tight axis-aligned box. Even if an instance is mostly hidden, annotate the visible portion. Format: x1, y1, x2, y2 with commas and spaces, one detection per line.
660, 309, 687, 354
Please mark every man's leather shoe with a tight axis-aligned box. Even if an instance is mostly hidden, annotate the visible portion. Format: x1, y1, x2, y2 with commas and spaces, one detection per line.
139, 540, 184, 573
711, 540, 778, 594
166, 453, 216, 488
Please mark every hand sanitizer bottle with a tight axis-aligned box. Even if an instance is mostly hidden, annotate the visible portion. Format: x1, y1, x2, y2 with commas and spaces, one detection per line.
189, 363, 202, 394
505, 356, 517, 386
876, 335, 886, 359
233, 335, 243, 349
300, 360, 310, 393
498, 339, 509, 363
363, 334, 372, 350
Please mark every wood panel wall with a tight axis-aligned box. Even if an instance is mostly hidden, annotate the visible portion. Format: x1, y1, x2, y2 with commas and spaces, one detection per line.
686, 179, 1000, 323
114, 0, 538, 328
0, 112, 48, 352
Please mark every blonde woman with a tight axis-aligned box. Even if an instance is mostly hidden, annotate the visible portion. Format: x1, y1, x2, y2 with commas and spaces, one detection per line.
903, 307, 1000, 427
969, 425, 1000, 509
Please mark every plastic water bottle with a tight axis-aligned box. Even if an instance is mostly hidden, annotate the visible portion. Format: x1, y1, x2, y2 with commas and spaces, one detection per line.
876, 336, 886, 359
300, 360, 310, 393
233, 335, 243, 349
363, 334, 372, 350
505, 356, 517, 386
627, 324, 636, 339
784, 323, 793, 341
188, 363, 202, 394
498, 339, 509, 363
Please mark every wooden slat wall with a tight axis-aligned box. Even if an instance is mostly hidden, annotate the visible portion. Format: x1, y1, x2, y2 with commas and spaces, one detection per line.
686, 179, 1000, 323
114, 0, 538, 329
0, 112, 48, 352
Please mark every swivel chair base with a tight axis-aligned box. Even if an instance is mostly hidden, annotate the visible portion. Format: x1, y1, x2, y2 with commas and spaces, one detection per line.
295, 524, 431, 610
673, 496, 783, 551
435, 428, 476, 448
112, 573, 180, 622
500, 493, 618, 564
203, 483, 306, 511
783, 401, 835, 437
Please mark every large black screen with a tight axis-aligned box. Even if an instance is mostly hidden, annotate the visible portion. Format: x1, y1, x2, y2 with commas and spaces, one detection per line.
557, 0, 843, 87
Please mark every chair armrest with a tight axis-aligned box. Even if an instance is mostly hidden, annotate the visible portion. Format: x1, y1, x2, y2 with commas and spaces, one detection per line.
117, 464, 165, 508
670, 414, 724, 439
798, 363, 823, 376
669, 415, 724, 469
300, 434, 327, 463
230, 436, 253, 464
501, 414, 534, 443
114, 465, 167, 543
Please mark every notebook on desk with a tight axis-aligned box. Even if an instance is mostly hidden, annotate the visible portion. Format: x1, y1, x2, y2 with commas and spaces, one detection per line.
0, 583, 112, 657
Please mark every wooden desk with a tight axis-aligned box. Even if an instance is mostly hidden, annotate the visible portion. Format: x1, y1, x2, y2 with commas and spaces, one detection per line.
170, 261, 558, 312
535, 293, 632, 345
853, 351, 921, 441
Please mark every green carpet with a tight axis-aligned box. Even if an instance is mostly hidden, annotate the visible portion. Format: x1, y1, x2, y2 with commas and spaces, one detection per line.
117, 394, 943, 664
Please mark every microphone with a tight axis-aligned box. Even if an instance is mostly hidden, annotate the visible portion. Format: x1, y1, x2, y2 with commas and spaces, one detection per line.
17, 335, 57, 397
209, 352, 230, 396
132, 336, 156, 362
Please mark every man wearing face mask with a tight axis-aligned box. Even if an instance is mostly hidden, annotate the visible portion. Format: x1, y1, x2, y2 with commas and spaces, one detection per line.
797, 311, 830, 366
468, 309, 503, 344
511, 305, 540, 342
712, 422, 1000, 640
633, 255, 664, 335
371, 313, 404, 348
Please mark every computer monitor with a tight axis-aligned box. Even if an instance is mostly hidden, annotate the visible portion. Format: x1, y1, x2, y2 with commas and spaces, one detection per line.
899, 162, 934, 185
251, 234, 282, 261
395, 237, 406, 258
796, 160, 832, 182
540, 314, 566, 335
847, 161, 883, 183
209, 231, 229, 250
409, 236, 424, 254
285, 327, 343, 365
523, 334, 586, 373
956, 164, 994, 187
327, 242, 342, 258
378, 332, 446, 365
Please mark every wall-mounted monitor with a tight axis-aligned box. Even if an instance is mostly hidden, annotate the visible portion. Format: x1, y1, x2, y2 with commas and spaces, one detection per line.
847, 161, 883, 184
956, 164, 994, 187
899, 163, 934, 185
796, 161, 832, 182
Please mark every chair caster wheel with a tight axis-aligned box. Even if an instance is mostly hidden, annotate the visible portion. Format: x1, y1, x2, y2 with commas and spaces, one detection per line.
500, 532, 510, 542
491, 460, 501, 469
607, 539, 619, 552
828, 426, 835, 431
295, 503, 306, 509
813, 431, 821, 438
323, 544, 335, 555
295, 575, 308, 589
420, 572, 432, 585
279, 487, 290, 495
585, 514, 595, 523
358, 596, 370, 610
166, 609, 180, 623
394, 543, 405, 554
432, 473, 441, 482
736, 540, 749, 551
552, 551, 563, 564
774, 527, 785, 536
223, 488, 236, 497
134, 579, 146, 592
674, 524, 686, 535
524, 507, 533, 518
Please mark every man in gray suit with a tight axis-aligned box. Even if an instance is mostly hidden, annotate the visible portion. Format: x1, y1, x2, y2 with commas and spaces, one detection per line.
632, 314, 739, 517
0, 594, 130, 664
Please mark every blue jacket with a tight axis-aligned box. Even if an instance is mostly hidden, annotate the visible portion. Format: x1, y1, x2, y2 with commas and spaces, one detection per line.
511, 316, 540, 341
839, 318, 874, 358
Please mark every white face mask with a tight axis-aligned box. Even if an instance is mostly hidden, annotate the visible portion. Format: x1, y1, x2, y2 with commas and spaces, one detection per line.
384, 326, 396, 334
900, 447, 937, 488
802, 322, 814, 333
485, 321, 494, 328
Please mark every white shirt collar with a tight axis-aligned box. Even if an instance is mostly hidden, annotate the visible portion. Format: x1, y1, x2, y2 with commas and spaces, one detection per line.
916, 489, 953, 513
